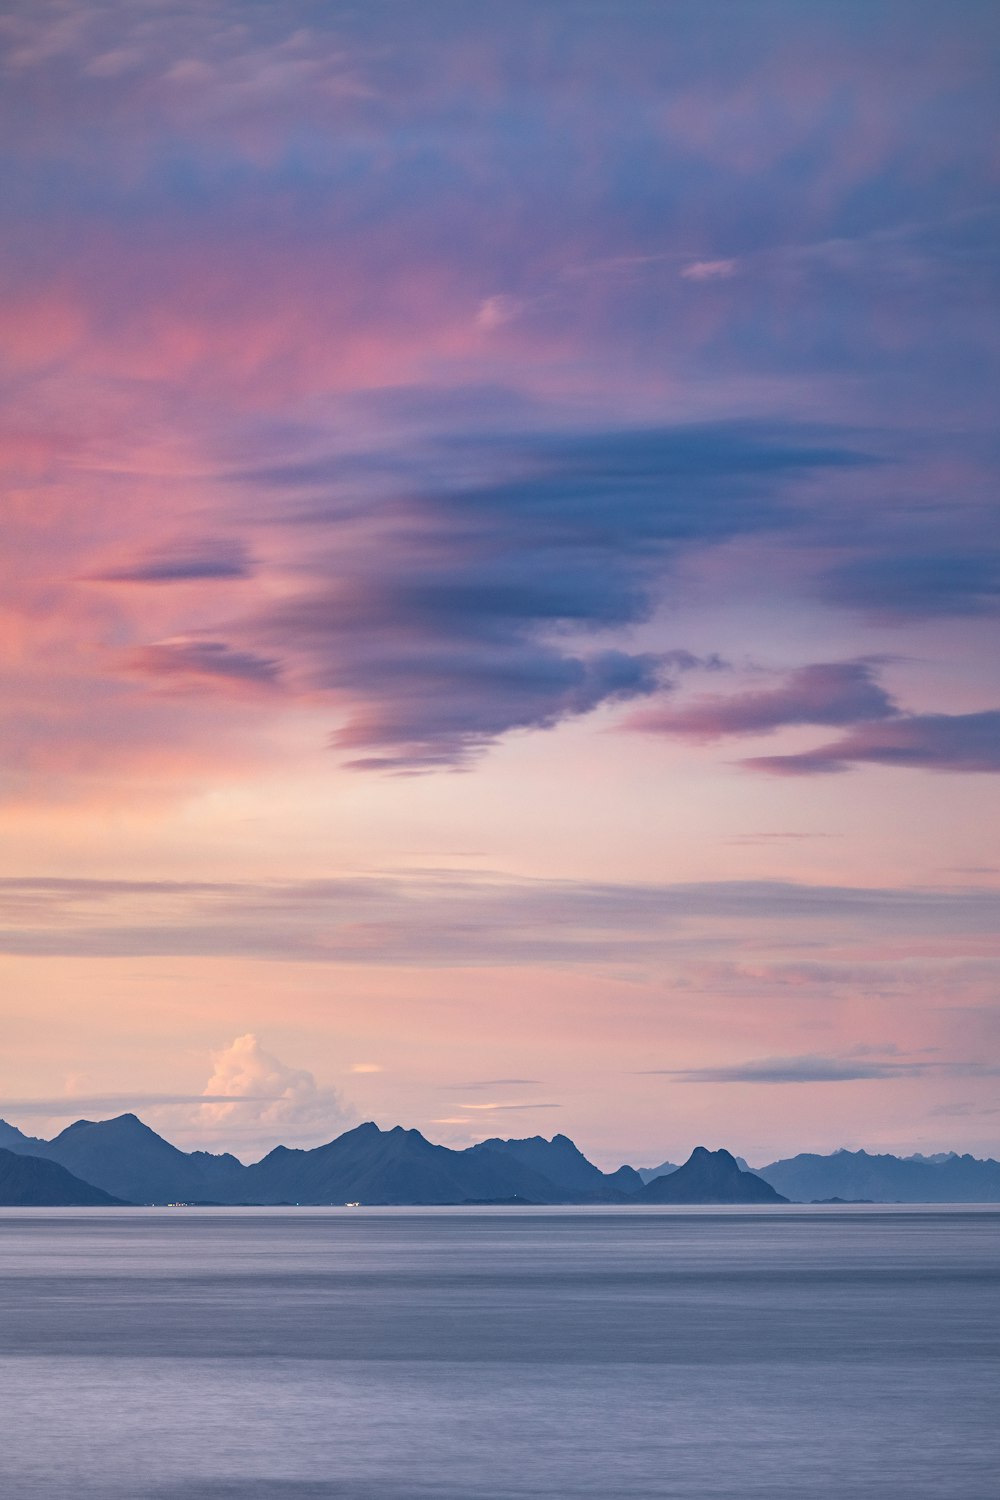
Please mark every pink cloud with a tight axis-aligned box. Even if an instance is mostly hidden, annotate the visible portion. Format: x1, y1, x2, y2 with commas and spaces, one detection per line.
625, 662, 897, 741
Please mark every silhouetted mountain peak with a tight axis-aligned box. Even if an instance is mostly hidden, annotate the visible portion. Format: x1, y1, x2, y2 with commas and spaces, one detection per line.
255, 1142, 303, 1168
0, 1119, 39, 1147
54, 1118, 97, 1138
640, 1146, 788, 1204
467, 1131, 635, 1200
53, 1112, 159, 1147
328, 1121, 381, 1145
637, 1157, 680, 1185
689, 1146, 742, 1170
189, 1149, 242, 1166
14, 1112, 242, 1203
388, 1125, 433, 1146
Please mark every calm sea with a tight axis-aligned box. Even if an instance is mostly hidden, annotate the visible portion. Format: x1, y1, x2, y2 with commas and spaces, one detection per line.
0, 1206, 997, 1499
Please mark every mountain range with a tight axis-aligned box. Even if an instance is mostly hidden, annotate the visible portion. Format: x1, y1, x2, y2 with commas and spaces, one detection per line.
754, 1149, 1000, 1204
0, 1115, 997, 1206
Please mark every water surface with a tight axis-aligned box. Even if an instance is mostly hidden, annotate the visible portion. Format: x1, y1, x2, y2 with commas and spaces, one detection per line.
0, 1206, 996, 1498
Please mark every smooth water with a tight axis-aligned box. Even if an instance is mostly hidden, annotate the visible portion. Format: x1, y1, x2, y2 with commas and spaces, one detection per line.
0, 1206, 996, 1499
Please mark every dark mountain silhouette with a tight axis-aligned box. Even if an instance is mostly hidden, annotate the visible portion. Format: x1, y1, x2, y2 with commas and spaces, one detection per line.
604, 1163, 646, 1195
0, 1146, 125, 1206
756, 1149, 1000, 1204
637, 1154, 750, 1183
0, 1114, 243, 1204
227, 1122, 567, 1205
468, 1133, 643, 1199
3, 1111, 999, 1205
0, 1116, 581, 1204
639, 1147, 788, 1204
470, 1132, 604, 1192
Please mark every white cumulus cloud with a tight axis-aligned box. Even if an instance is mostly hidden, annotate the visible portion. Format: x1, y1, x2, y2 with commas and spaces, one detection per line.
200, 1033, 353, 1133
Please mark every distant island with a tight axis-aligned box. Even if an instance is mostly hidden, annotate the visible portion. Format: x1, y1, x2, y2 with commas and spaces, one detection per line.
0, 1115, 998, 1207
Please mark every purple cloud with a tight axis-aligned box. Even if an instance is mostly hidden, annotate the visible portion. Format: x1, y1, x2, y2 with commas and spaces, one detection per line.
745, 710, 1000, 776
233, 423, 866, 768
87, 538, 254, 585
626, 661, 897, 741
626, 662, 1000, 778
823, 553, 1000, 619
128, 640, 281, 689
640, 1053, 931, 1084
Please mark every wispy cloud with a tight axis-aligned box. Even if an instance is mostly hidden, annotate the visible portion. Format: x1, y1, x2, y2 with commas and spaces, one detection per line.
639, 1053, 929, 1084
625, 660, 1000, 778
626, 661, 896, 741
126, 640, 282, 690
458, 1101, 561, 1111
0, 873, 995, 966
224, 422, 863, 770
746, 711, 1000, 776
639, 1053, 1000, 1084
445, 1079, 543, 1089
822, 552, 1000, 620
86, 538, 254, 585
0, 1092, 276, 1118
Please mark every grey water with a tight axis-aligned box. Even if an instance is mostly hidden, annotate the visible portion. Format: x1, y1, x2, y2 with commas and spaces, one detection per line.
0, 1206, 997, 1499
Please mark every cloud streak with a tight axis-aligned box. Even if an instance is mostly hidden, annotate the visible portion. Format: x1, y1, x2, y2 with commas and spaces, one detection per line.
0, 1092, 276, 1117
86, 538, 254, 585
627, 661, 897, 740
822, 552, 1000, 620
0, 872, 995, 965
126, 639, 282, 691
747, 711, 1000, 776
640, 1053, 1000, 1084
457, 1101, 561, 1112
640, 1054, 931, 1084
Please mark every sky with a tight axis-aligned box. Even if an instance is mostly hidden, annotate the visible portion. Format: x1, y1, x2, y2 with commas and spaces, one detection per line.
1, 0, 998, 1168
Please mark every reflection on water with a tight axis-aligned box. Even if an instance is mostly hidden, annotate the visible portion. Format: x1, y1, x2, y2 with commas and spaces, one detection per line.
0, 1206, 997, 1498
